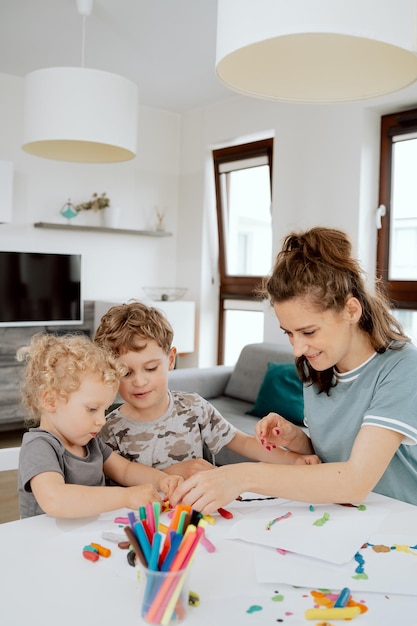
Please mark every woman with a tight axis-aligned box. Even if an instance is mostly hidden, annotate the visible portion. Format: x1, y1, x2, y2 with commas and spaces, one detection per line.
171, 227, 417, 512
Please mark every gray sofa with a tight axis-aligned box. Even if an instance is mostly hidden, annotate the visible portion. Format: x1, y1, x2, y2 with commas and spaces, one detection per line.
168, 342, 295, 465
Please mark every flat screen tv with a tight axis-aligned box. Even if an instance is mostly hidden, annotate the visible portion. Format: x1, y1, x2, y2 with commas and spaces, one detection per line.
0, 251, 82, 327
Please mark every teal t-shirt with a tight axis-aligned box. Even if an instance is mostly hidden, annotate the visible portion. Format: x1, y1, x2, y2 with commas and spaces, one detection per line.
304, 342, 417, 506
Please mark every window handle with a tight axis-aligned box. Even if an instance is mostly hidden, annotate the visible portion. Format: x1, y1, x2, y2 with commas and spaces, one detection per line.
376, 204, 386, 229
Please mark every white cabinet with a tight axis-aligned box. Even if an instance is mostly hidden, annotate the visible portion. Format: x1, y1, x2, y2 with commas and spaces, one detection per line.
94, 300, 195, 354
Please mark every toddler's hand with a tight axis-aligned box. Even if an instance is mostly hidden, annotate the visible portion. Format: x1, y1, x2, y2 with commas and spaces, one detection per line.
125, 484, 164, 509
255, 412, 300, 450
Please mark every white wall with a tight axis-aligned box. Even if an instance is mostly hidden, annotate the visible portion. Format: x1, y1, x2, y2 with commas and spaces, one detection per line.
0, 72, 407, 367
179, 95, 382, 361
0, 72, 181, 306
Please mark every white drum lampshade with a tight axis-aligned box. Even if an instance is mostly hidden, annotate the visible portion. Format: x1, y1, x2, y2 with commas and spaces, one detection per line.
22, 67, 139, 162
216, 0, 417, 103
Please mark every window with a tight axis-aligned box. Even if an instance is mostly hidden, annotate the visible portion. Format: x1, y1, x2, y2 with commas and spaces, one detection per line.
213, 138, 273, 364
378, 108, 417, 343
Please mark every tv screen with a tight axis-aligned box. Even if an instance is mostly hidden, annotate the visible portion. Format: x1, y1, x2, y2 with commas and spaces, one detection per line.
0, 251, 82, 326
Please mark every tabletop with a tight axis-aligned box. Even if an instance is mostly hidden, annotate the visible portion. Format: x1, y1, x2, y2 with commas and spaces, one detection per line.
1, 492, 417, 626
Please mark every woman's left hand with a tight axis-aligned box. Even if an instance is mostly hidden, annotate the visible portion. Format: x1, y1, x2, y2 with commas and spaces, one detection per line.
170, 465, 243, 514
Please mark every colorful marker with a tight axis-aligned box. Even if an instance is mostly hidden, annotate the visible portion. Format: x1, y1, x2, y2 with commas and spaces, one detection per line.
148, 532, 162, 571
200, 532, 216, 553
333, 587, 351, 608
124, 525, 147, 567
134, 520, 152, 564
127, 511, 137, 531
160, 532, 183, 571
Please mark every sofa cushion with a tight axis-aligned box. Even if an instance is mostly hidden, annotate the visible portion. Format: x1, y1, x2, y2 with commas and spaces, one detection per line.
246, 361, 304, 425
224, 342, 294, 404
209, 396, 259, 465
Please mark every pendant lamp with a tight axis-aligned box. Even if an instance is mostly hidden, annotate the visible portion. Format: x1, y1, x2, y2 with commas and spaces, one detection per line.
22, 0, 138, 162
216, 0, 417, 103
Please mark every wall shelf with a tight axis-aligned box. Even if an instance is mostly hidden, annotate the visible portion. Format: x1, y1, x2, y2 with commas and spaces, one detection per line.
33, 222, 172, 237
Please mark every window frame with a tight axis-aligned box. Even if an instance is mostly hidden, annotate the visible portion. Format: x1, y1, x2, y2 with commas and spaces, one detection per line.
213, 138, 273, 363
377, 107, 417, 309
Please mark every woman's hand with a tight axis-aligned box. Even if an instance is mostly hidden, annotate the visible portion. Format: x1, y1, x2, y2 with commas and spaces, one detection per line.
255, 412, 312, 454
170, 465, 244, 514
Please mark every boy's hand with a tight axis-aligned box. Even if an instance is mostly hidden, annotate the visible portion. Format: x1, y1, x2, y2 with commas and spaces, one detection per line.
292, 453, 322, 465
158, 474, 184, 500
255, 412, 300, 450
163, 458, 214, 479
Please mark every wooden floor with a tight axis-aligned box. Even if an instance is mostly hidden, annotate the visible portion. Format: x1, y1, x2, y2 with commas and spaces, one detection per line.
0, 428, 25, 524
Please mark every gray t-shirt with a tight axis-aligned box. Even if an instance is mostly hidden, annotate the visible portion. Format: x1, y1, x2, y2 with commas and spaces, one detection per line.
304, 342, 417, 505
18, 429, 112, 518
99, 390, 237, 468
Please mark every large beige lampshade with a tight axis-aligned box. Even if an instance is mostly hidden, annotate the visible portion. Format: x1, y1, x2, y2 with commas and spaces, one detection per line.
22, 67, 139, 162
216, 0, 417, 103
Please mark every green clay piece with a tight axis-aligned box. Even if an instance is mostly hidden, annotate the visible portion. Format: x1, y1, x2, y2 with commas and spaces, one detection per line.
272, 594, 284, 602
358, 504, 367, 511
246, 605, 263, 614
82, 544, 99, 553
313, 512, 330, 526
352, 573, 369, 580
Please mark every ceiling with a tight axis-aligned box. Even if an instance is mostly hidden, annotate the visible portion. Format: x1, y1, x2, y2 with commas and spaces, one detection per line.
2, 1, 417, 117
0, 0, 233, 114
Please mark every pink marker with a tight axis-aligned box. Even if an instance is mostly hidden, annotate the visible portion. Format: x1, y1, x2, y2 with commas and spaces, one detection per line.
201, 532, 216, 553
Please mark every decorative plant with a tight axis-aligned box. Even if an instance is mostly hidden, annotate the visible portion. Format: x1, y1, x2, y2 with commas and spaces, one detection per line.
75, 192, 110, 212
155, 205, 166, 231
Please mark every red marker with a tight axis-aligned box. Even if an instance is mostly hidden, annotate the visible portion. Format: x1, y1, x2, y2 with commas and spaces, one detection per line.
217, 507, 233, 519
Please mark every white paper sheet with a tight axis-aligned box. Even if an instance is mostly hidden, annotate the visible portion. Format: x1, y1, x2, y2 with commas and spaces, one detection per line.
226, 500, 389, 564
253, 533, 417, 595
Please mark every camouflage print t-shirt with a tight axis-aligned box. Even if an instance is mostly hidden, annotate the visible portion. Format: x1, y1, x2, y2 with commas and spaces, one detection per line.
98, 390, 237, 469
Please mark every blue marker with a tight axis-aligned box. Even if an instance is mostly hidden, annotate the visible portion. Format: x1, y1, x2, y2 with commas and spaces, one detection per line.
134, 521, 151, 565
160, 532, 183, 571
334, 587, 351, 608
148, 532, 162, 571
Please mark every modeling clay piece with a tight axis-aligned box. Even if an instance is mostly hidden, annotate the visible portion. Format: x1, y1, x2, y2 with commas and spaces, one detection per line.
246, 605, 263, 614
313, 512, 330, 526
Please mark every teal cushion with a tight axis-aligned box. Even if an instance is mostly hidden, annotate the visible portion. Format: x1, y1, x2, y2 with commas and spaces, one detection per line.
246, 362, 304, 425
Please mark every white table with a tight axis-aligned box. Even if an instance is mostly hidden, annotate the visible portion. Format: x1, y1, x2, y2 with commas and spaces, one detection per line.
1, 494, 417, 625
